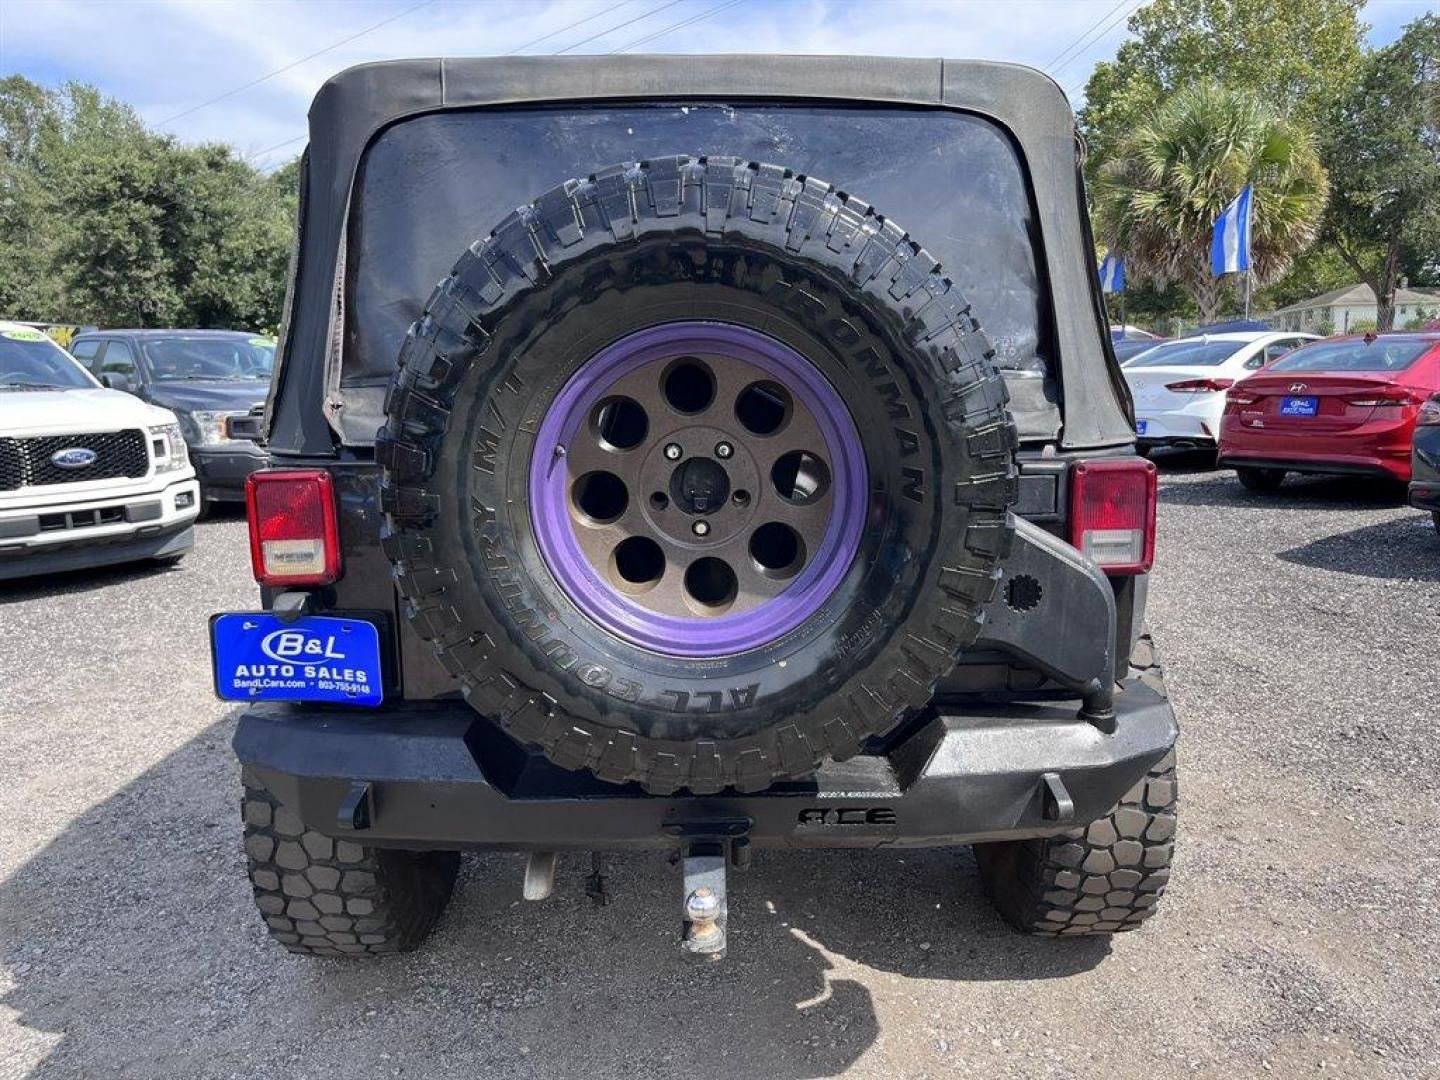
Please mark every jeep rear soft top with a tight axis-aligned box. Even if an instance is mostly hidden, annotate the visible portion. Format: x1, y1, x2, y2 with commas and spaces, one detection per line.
265, 55, 1131, 456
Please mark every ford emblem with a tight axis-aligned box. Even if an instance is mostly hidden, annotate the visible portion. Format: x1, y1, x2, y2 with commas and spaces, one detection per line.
50, 447, 99, 469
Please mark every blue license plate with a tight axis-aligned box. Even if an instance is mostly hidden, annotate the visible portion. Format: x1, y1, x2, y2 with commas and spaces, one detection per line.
211, 613, 383, 706
1135, 419, 1149, 435
1280, 396, 1319, 417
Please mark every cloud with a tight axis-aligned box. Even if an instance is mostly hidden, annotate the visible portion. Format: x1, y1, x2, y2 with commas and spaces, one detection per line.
1, 0, 1431, 169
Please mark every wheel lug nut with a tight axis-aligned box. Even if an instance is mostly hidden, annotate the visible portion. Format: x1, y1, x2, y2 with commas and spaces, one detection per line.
692, 520, 710, 537
664, 443, 683, 461
715, 442, 733, 459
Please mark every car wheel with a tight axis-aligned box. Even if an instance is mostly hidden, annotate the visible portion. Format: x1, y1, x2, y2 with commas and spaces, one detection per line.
1235, 465, 1285, 492
377, 155, 1020, 795
1432, 511, 1440, 538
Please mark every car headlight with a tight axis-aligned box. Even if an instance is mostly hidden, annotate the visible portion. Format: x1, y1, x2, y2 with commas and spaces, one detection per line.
191, 410, 247, 448
148, 422, 190, 473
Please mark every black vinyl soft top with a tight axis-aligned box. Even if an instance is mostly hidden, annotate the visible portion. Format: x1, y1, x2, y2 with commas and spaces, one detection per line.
266, 55, 1132, 455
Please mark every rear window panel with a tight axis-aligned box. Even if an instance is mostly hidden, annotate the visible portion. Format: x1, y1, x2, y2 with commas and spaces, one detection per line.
344, 103, 1055, 388
1268, 338, 1433, 373
1126, 340, 1239, 368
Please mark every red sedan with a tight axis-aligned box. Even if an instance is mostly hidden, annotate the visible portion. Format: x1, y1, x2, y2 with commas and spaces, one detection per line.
1218, 333, 1440, 491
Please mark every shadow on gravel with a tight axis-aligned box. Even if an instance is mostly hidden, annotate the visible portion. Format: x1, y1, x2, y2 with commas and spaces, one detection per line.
1, 724, 1107, 1078
0, 507, 244, 603
1158, 471, 1408, 510
0, 552, 186, 602
196, 503, 247, 524
1277, 514, 1440, 581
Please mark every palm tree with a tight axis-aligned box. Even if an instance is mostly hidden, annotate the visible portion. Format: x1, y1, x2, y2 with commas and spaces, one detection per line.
1095, 82, 1329, 322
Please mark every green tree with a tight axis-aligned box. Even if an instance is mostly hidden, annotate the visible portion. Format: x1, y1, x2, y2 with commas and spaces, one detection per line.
49, 85, 184, 326
161, 144, 294, 330
0, 76, 65, 319
1095, 82, 1328, 322
1319, 15, 1440, 330
0, 75, 297, 329
1256, 244, 1354, 312
1080, 0, 1367, 174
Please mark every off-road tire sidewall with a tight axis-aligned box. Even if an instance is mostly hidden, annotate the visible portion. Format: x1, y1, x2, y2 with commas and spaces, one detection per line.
380, 157, 1018, 793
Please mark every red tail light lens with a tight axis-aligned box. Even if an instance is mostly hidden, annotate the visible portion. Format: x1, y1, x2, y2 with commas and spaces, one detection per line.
245, 470, 341, 586
1341, 387, 1418, 408
1070, 458, 1157, 574
1165, 377, 1235, 393
1225, 387, 1259, 408
1418, 395, 1440, 426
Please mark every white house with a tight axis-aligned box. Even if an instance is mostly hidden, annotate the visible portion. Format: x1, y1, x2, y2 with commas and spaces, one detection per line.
1271, 283, 1440, 333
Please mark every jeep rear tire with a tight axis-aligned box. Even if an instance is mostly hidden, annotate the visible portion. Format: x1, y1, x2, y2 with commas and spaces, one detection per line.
241, 776, 459, 956
974, 750, 1177, 935
378, 156, 1018, 794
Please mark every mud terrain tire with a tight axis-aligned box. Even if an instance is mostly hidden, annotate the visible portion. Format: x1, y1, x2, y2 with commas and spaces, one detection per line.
974, 639, 1177, 935
378, 155, 1018, 794
242, 776, 459, 956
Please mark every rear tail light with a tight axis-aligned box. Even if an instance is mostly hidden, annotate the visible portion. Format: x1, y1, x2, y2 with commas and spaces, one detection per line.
1165, 377, 1235, 393
1418, 395, 1440, 426
1225, 387, 1259, 408
245, 470, 341, 586
1070, 458, 1157, 574
1341, 387, 1419, 408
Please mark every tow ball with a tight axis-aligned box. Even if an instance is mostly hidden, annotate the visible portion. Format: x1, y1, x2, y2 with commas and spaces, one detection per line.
669, 817, 750, 962
680, 848, 728, 961
521, 819, 752, 961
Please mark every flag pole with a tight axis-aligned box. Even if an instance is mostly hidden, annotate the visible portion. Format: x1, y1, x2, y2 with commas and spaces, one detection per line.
1244, 270, 1252, 320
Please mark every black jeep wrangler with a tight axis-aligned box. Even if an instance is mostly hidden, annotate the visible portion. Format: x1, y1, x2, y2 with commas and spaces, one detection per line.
218, 55, 1177, 960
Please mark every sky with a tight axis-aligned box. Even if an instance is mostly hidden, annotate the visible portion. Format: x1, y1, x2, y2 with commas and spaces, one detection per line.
0, 0, 1433, 170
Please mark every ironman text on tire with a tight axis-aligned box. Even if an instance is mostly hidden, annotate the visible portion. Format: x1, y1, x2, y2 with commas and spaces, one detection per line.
378, 156, 1019, 794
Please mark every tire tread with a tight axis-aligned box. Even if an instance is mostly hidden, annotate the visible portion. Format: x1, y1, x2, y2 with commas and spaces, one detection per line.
241, 775, 459, 956
377, 155, 1019, 794
974, 637, 1177, 936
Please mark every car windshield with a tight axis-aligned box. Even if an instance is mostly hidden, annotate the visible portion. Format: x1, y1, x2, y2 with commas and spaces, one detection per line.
0, 329, 95, 390
1267, 338, 1432, 373
141, 337, 276, 381
1125, 339, 1241, 368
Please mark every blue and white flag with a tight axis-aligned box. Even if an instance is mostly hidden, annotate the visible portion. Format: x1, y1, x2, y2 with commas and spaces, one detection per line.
1211, 185, 1254, 277
1098, 253, 1125, 293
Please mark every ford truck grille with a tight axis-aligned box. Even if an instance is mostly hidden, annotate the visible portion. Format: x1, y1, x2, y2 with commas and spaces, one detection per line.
0, 430, 149, 491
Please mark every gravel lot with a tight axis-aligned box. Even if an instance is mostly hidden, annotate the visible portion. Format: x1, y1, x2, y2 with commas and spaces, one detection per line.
2, 459, 1438, 1079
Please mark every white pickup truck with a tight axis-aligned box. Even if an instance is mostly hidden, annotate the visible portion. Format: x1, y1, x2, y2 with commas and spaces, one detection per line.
0, 322, 200, 580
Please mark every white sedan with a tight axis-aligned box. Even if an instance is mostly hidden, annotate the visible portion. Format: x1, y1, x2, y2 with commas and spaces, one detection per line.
1123, 331, 1318, 452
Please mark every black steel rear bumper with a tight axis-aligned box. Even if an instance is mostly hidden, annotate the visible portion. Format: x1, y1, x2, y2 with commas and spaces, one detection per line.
233, 664, 1177, 852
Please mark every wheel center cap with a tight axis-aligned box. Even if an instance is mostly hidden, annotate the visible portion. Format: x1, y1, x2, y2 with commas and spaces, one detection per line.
670, 457, 730, 515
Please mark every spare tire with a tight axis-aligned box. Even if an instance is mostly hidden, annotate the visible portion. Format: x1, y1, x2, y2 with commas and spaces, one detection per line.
378, 156, 1017, 794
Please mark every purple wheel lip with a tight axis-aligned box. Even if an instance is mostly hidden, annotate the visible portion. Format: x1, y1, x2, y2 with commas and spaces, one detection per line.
528, 321, 867, 657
